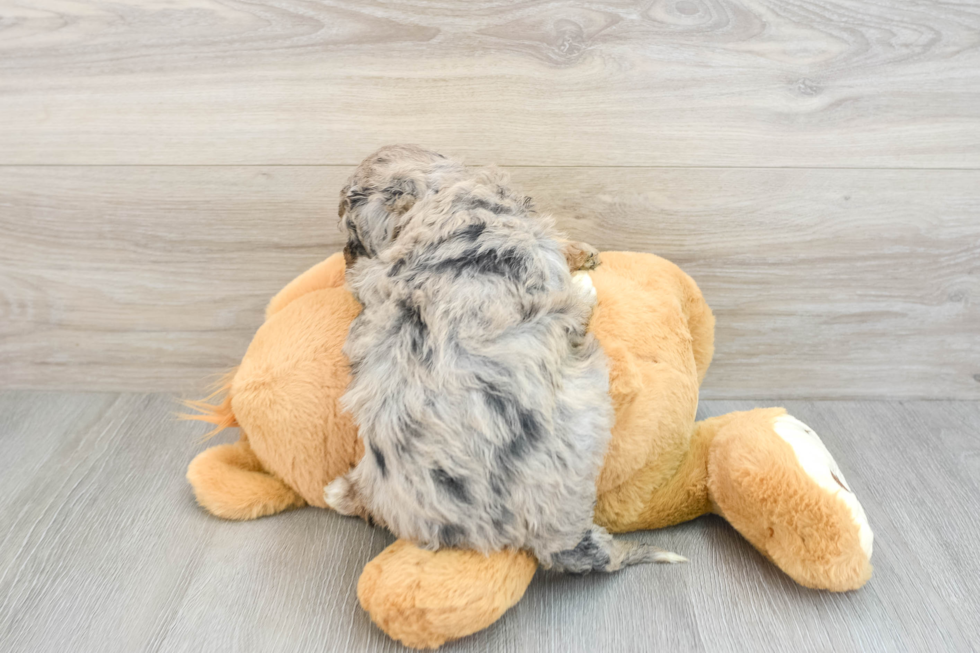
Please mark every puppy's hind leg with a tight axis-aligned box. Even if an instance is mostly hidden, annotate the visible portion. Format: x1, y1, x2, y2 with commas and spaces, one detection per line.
324, 473, 369, 519
548, 526, 687, 574
561, 240, 601, 271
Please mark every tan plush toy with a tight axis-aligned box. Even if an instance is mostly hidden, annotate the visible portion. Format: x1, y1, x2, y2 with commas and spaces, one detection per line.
185, 251, 873, 649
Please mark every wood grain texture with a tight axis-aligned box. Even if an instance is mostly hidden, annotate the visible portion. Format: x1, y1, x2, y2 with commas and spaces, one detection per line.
1, 392, 978, 652
2, 166, 977, 398
1, 0, 979, 166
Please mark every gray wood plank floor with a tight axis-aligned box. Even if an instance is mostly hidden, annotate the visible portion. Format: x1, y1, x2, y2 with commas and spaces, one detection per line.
1, 392, 977, 652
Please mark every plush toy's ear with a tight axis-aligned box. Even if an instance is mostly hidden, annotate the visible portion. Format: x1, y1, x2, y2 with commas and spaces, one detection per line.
265, 254, 347, 319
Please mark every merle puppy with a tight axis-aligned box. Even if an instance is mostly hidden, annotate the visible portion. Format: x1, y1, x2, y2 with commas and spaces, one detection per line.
325, 145, 684, 573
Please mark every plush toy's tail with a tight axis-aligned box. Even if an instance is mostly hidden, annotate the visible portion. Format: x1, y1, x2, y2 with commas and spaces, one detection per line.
178, 369, 239, 438
182, 368, 306, 520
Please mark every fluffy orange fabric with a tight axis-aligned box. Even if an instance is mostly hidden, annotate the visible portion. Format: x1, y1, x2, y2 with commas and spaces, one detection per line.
186, 437, 305, 520
358, 541, 537, 649
179, 369, 238, 437
708, 409, 873, 591
185, 251, 873, 649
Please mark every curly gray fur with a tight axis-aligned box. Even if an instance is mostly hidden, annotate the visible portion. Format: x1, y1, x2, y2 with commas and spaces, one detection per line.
325, 145, 684, 572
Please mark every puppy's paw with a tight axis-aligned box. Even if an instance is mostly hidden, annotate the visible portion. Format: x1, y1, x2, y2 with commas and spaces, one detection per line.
564, 241, 601, 271
572, 271, 598, 306
324, 475, 360, 516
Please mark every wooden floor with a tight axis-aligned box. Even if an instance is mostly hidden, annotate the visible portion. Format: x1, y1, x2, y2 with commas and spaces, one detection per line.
1, 391, 978, 653
1, 0, 978, 399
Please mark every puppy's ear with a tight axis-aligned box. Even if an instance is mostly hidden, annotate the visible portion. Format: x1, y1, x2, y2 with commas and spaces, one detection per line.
339, 177, 417, 268
383, 178, 421, 216
343, 228, 367, 269
340, 184, 369, 268
338, 185, 350, 219
339, 184, 368, 219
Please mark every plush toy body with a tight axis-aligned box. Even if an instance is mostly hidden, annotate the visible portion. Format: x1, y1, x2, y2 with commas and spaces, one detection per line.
186, 251, 873, 649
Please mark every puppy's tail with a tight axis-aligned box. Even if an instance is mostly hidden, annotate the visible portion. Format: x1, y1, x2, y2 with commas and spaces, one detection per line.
548, 525, 687, 574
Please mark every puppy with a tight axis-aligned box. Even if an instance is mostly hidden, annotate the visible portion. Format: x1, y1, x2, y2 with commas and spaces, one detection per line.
325, 145, 684, 573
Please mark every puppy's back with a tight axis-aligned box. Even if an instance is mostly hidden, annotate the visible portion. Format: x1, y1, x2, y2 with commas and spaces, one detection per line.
342, 171, 612, 556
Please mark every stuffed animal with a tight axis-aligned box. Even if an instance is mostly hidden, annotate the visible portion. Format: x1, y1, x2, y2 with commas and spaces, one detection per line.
185, 251, 873, 649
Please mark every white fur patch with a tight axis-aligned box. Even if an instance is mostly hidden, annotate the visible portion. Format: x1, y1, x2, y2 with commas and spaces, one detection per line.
657, 551, 689, 564
772, 415, 874, 559
323, 476, 351, 513
572, 271, 597, 305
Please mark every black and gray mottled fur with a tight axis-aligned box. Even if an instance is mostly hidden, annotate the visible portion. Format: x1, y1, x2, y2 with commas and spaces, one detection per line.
325, 145, 684, 573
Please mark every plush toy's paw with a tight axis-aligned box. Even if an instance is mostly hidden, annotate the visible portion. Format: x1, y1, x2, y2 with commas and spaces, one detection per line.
772, 415, 873, 559
572, 271, 598, 306
323, 474, 361, 516
186, 439, 306, 520
708, 407, 874, 592
358, 540, 538, 649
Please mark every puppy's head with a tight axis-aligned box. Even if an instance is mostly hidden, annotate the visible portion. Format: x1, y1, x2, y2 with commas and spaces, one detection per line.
339, 144, 464, 268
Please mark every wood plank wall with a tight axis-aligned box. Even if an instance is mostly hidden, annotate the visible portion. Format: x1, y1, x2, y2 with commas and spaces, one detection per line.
1, 1, 978, 398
